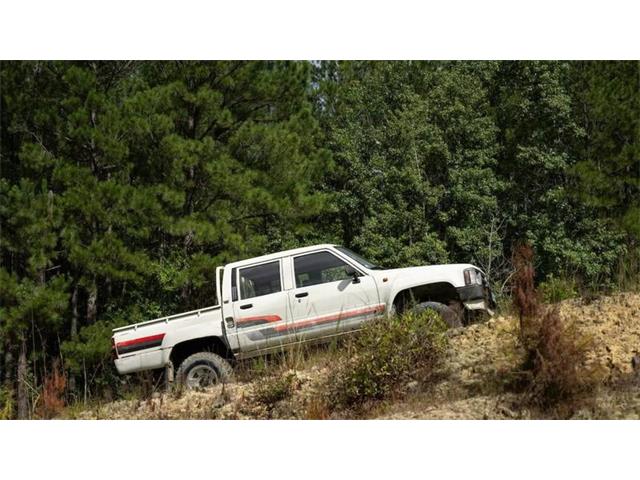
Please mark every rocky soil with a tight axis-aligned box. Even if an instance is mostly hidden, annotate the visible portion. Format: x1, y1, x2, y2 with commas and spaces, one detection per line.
74, 293, 640, 420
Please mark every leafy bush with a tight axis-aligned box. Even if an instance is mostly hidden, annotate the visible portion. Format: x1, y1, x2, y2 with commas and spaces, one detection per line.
322, 310, 448, 413
539, 275, 578, 304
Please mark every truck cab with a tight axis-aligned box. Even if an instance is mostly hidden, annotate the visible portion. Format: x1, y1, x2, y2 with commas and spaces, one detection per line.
112, 244, 494, 388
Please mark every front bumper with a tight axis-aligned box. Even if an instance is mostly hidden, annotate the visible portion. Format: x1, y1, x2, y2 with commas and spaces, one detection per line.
457, 284, 496, 312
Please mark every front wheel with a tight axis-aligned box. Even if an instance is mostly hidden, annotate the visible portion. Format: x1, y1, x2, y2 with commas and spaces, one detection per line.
412, 301, 463, 328
176, 352, 234, 390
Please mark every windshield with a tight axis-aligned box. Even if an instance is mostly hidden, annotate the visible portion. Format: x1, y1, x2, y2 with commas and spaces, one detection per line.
335, 246, 382, 270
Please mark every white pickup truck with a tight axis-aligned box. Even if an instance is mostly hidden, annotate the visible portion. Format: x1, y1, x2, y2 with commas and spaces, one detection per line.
112, 244, 495, 388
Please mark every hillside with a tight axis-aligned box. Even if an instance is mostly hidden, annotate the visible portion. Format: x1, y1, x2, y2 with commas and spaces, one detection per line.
72, 293, 640, 420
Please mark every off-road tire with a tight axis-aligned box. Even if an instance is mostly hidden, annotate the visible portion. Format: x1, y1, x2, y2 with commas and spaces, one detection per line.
412, 301, 463, 328
175, 352, 234, 390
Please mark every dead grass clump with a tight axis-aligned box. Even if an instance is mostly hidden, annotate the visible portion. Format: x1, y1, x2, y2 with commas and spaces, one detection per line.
320, 310, 448, 415
508, 243, 606, 413
512, 242, 539, 326
305, 397, 331, 419
38, 360, 67, 419
516, 307, 606, 412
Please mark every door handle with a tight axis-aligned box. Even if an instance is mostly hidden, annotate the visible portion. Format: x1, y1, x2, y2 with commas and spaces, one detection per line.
295, 292, 308, 298
239, 303, 253, 310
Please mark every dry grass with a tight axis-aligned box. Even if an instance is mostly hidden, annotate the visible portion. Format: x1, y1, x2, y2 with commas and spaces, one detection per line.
37, 360, 67, 419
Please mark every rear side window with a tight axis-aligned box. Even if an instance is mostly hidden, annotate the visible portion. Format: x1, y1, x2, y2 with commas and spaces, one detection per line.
239, 261, 282, 299
294, 251, 355, 288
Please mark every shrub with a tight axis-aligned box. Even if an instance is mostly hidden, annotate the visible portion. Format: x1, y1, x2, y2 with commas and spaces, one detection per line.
539, 275, 578, 304
517, 306, 605, 411
322, 310, 448, 413
252, 371, 297, 409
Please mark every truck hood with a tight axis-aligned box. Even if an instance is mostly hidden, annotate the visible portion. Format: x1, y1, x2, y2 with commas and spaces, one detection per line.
369, 263, 476, 289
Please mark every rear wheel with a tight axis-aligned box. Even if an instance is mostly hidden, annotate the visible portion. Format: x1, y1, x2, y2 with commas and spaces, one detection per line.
412, 301, 463, 328
176, 352, 234, 390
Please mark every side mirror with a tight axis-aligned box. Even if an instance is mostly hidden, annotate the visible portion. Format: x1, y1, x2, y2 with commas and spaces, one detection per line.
344, 265, 360, 284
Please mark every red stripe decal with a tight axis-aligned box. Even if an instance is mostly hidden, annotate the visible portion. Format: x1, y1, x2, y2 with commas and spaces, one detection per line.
274, 304, 385, 332
116, 333, 166, 348
236, 315, 282, 325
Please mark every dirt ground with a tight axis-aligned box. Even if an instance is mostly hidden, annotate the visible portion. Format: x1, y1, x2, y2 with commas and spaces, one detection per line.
378, 293, 640, 419
73, 293, 640, 420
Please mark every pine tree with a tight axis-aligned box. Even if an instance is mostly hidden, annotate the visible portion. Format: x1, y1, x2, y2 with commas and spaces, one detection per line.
124, 61, 329, 309
569, 61, 639, 285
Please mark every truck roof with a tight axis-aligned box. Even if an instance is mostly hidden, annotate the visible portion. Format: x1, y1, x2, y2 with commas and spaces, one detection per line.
225, 243, 338, 268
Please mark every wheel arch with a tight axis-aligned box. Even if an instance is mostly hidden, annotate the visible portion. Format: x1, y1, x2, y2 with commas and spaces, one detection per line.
169, 335, 233, 370
391, 282, 462, 314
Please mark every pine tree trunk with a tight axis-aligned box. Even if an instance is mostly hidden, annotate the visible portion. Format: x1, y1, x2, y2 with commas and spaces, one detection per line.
0, 342, 4, 386
68, 284, 79, 392
87, 278, 97, 324
181, 227, 194, 304
17, 338, 29, 420
106, 222, 113, 303
4, 349, 12, 384
71, 283, 79, 338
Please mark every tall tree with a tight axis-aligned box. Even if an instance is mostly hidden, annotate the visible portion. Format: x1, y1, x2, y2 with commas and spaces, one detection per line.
490, 61, 626, 284
124, 61, 329, 309
1, 62, 70, 416
315, 61, 502, 269
569, 61, 639, 284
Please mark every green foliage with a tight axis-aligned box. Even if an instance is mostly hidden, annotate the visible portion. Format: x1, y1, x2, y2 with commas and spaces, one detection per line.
0, 386, 15, 420
538, 275, 578, 304
61, 320, 115, 375
570, 61, 640, 239
323, 310, 448, 412
0, 269, 69, 338
315, 61, 502, 268
490, 62, 608, 284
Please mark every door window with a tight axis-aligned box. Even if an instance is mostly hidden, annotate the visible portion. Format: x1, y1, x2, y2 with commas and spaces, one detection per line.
293, 251, 357, 288
238, 261, 281, 299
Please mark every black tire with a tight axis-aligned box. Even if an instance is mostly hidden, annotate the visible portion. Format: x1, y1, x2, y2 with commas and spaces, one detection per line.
175, 352, 234, 390
412, 301, 463, 328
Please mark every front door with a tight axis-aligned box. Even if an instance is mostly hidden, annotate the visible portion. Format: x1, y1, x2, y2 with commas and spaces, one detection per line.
286, 250, 382, 343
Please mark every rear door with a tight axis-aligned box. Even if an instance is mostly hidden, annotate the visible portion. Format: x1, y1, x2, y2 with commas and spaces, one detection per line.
230, 259, 290, 353
285, 249, 382, 342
